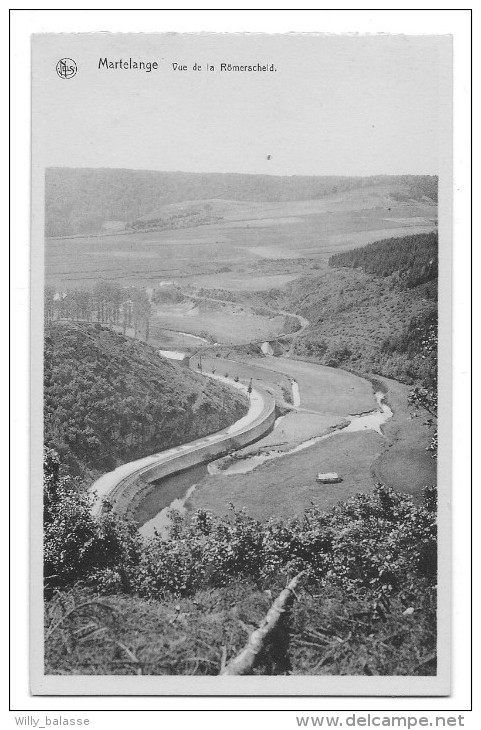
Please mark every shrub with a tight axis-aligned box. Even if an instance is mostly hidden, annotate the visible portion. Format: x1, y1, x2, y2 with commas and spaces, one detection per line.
43, 449, 142, 594
44, 449, 437, 612
132, 486, 437, 600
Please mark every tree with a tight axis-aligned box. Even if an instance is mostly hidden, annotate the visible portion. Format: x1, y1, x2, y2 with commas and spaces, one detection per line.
128, 287, 151, 340
44, 286, 56, 325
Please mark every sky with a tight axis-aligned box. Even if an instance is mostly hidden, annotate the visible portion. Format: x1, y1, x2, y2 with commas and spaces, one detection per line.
32, 33, 451, 177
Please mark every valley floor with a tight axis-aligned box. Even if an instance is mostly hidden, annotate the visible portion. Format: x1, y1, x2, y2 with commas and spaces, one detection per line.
130, 355, 436, 526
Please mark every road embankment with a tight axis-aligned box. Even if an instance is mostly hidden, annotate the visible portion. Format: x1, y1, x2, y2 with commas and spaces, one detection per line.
90, 376, 276, 518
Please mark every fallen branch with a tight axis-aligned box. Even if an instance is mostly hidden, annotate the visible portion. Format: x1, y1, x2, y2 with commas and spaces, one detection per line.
221, 572, 304, 676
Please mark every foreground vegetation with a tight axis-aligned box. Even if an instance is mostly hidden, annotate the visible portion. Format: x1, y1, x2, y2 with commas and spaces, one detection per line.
44, 444, 437, 675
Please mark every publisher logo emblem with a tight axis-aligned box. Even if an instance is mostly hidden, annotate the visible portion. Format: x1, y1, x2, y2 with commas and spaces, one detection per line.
56, 58, 77, 79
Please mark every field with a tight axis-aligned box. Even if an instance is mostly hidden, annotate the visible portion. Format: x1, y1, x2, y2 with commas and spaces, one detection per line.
184, 358, 436, 521
186, 366, 436, 521
246, 356, 375, 415
46, 185, 436, 361
188, 429, 385, 521
45, 187, 436, 293
150, 299, 288, 345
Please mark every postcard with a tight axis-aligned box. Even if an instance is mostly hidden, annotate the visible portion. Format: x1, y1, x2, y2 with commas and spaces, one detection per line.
30, 31, 452, 696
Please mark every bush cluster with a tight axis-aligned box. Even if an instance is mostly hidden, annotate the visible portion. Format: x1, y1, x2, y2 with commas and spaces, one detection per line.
44, 449, 437, 604
44, 449, 143, 594
134, 486, 437, 600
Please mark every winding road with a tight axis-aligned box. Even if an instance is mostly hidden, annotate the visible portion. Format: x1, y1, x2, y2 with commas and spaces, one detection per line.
89, 291, 310, 520
90, 373, 276, 517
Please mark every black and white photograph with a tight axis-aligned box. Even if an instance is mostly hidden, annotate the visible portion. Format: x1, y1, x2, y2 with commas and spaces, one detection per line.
28, 29, 454, 697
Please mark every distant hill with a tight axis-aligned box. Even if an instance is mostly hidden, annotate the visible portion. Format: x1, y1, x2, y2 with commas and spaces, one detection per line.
44, 322, 247, 478
45, 168, 438, 237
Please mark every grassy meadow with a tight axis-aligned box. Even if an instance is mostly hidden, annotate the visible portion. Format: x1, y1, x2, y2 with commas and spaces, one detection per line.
149, 298, 288, 345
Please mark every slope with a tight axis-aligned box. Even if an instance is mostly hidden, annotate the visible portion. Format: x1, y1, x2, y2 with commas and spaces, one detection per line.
44, 322, 248, 478
45, 168, 437, 236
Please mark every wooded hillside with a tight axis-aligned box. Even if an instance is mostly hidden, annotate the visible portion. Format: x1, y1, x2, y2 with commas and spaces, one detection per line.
44, 322, 247, 478
243, 232, 438, 390
329, 231, 438, 289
